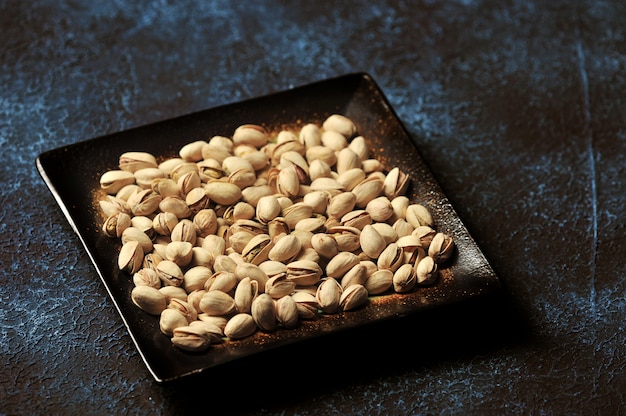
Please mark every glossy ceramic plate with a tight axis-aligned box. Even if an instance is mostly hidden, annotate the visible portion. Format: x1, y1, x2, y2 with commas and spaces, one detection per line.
36, 73, 500, 382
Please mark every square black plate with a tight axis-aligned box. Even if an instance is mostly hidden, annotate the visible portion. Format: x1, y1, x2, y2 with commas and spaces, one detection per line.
36, 73, 500, 382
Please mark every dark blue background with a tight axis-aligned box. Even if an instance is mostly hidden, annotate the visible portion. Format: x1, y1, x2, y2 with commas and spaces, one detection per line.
3, 1, 625, 414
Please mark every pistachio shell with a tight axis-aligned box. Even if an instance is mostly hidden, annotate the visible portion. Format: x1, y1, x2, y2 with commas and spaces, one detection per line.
359, 224, 387, 259
326, 251, 360, 279
234, 277, 258, 313
119, 151, 158, 172
171, 325, 212, 351
199, 290, 237, 316
416, 255, 439, 285
118, 240, 144, 274
251, 293, 277, 331
428, 232, 455, 263
224, 313, 257, 340
156, 260, 185, 287
204, 181, 243, 206
393, 263, 417, 293
322, 114, 357, 138
100, 170, 136, 194
364, 269, 394, 295
276, 295, 299, 328
405, 204, 434, 228
131, 285, 166, 315
316, 277, 343, 314
339, 284, 369, 311
159, 308, 188, 336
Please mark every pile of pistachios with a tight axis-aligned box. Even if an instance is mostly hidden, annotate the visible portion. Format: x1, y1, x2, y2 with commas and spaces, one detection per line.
98, 114, 455, 352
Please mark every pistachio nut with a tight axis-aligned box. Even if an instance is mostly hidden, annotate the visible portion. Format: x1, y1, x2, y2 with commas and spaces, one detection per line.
336, 148, 361, 175
171, 325, 212, 352
365, 196, 394, 223
282, 202, 313, 229
405, 203, 434, 228
159, 196, 192, 219
348, 136, 369, 161
326, 251, 360, 279
118, 240, 144, 274
321, 130, 348, 151
412, 225, 437, 249
298, 123, 322, 149
340, 209, 372, 230
119, 151, 158, 172
234, 262, 269, 292
204, 181, 243, 206
102, 212, 131, 238
168, 298, 198, 323
158, 285, 188, 302
256, 195, 282, 224
308, 159, 332, 181
179, 140, 207, 162
170, 219, 197, 245
291, 291, 320, 319
234, 277, 259, 313
428, 232, 455, 263
193, 208, 218, 237
265, 274, 296, 299
337, 168, 366, 192
241, 233, 274, 265
182, 265, 212, 293
302, 191, 330, 215
276, 295, 299, 328
327, 191, 357, 219
165, 241, 194, 267
359, 224, 387, 259
286, 260, 323, 286
377, 242, 404, 272
364, 269, 394, 295
159, 308, 188, 336
151, 178, 182, 198
131, 285, 167, 315
204, 271, 238, 293
156, 260, 184, 287
233, 124, 269, 148
339, 283, 369, 311
100, 170, 136, 194
133, 267, 161, 289
152, 211, 178, 236
315, 277, 343, 314
310, 233, 339, 259
383, 167, 410, 200
223, 313, 257, 340
340, 263, 368, 289
416, 255, 439, 285
199, 290, 237, 316
393, 263, 417, 293
134, 167, 165, 189
99, 195, 131, 217
251, 293, 277, 331
352, 176, 384, 208
121, 226, 153, 253
322, 114, 357, 139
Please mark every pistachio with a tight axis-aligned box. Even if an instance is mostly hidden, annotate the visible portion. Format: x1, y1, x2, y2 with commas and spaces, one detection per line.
159, 196, 192, 219
310, 233, 339, 259
170, 219, 197, 245
377, 242, 404, 272
316, 277, 343, 314
204, 271, 238, 293
359, 224, 387, 259
183, 266, 212, 293
428, 232, 455, 263
234, 277, 258, 313
405, 203, 434, 228
282, 202, 313, 229
165, 241, 194, 267
286, 260, 323, 286
348, 136, 369, 161
321, 130, 348, 151
121, 226, 153, 253
223, 313, 257, 340
119, 151, 158, 172
364, 269, 394, 295
336, 148, 361, 175
393, 263, 417, 293
340, 210, 372, 230
416, 255, 438, 285
213, 254, 238, 273
327, 192, 357, 219
193, 208, 218, 237
134, 167, 165, 189
118, 240, 144, 274
99, 195, 131, 217
371, 222, 398, 244
151, 178, 182, 198
152, 212, 178, 236
265, 274, 296, 299
267, 217, 290, 240
339, 284, 369, 311
291, 291, 320, 319
308, 159, 332, 181
352, 176, 384, 208
179, 140, 207, 162
131, 285, 167, 315
340, 263, 368, 289
241, 233, 274, 265
383, 167, 410, 200
251, 293, 277, 331
204, 181, 242, 206
189, 247, 214, 268
322, 114, 357, 139
234, 262, 269, 292
256, 195, 282, 224
100, 170, 136, 194
133, 267, 161, 289
168, 298, 198, 323
233, 124, 269, 148
189, 319, 224, 344
337, 168, 366, 192
156, 260, 184, 287
276, 295, 299, 328
171, 325, 212, 351
299, 123, 322, 148
199, 290, 237, 316
185, 187, 210, 214
412, 226, 437, 249
160, 308, 189, 336
159, 285, 188, 302
326, 251, 360, 279
365, 196, 394, 223
102, 212, 131, 238
302, 191, 330, 215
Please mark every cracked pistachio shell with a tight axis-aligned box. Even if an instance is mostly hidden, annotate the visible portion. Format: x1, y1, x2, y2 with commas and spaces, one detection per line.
131, 285, 166, 315
316, 277, 343, 314
326, 251, 360, 279
258, 260, 287, 278
187, 289, 207, 317
323, 114, 357, 139
405, 204, 434, 228
276, 295, 299, 329
282, 202, 314, 229
169, 162, 198, 183
251, 293, 277, 331
291, 291, 320, 319
234, 277, 258, 313
171, 219, 196, 245
241, 233, 274, 266
115, 184, 142, 201
224, 313, 257, 340
204, 181, 242, 206
412, 226, 437, 249
328, 225, 362, 253
202, 235, 226, 258
228, 231, 254, 254
100, 170, 136, 194
99, 195, 131, 217
364, 269, 394, 295
276, 165, 300, 198
377, 242, 404, 272
118, 240, 144, 274
158, 285, 187, 302
168, 298, 198, 323
189, 320, 224, 344
213, 254, 238, 273
393, 263, 417, 293
165, 241, 193, 267
197, 158, 224, 182
268, 234, 302, 263
389, 196, 410, 223
119, 151, 158, 172
189, 247, 214, 268
339, 283, 369, 311
102, 212, 131, 238
199, 290, 237, 316
294, 217, 326, 234
341, 209, 372, 230
143, 251, 163, 271
360, 224, 387, 259
133, 268, 161, 289
156, 260, 184, 287
383, 167, 410, 200
228, 168, 257, 189
185, 187, 210, 214
265, 274, 296, 299
428, 233, 455, 264
179, 140, 208, 162
171, 325, 212, 352
159, 308, 188, 336
309, 177, 344, 196
267, 217, 290, 240
152, 212, 178, 236
233, 124, 269, 148
336, 148, 361, 175
286, 260, 323, 286
279, 151, 309, 181
177, 170, 202, 195
416, 255, 439, 285
224, 202, 255, 224
371, 222, 398, 244
392, 218, 414, 238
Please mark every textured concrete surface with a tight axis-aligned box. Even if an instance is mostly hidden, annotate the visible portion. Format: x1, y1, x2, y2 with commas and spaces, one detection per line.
2, 0, 626, 414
